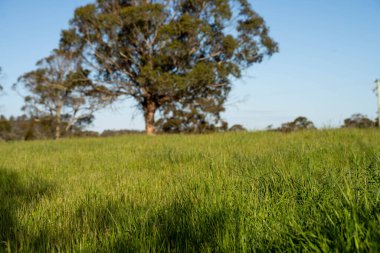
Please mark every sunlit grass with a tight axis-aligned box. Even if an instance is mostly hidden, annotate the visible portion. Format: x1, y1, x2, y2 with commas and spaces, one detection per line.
0, 129, 379, 252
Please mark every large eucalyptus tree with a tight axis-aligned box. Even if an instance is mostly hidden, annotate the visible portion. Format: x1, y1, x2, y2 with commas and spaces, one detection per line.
61, 0, 278, 134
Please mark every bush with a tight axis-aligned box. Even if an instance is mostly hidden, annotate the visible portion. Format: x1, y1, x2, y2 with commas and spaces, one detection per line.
277, 116, 316, 133
342, 114, 376, 128
229, 124, 247, 132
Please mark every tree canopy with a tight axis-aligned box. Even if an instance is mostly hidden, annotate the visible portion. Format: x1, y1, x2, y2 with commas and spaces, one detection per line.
60, 0, 278, 134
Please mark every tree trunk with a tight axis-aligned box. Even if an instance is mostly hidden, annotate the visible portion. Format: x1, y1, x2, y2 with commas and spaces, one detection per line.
144, 100, 156, 135
55, 106, 62, 140
55, 122, 61, 140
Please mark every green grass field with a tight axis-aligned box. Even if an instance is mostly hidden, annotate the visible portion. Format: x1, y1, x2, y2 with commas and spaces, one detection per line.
0, 129, 379, 252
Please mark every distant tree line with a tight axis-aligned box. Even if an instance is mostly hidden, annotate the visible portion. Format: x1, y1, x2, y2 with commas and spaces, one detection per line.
271, 114, 378, 133
0, 114, 92, 141
0, 114, 250, 141
0, 114, 147, 141
1, 112, 378, 141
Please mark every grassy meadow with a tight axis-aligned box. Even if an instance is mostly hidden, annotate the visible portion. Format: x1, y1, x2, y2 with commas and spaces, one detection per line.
0, 129, 379, 252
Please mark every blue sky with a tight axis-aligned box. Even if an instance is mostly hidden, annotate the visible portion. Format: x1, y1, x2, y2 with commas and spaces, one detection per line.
0, 0, 379, 131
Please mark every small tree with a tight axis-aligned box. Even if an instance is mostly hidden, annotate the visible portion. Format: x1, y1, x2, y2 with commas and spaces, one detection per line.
229, 124, 246, 132
278, 116, 316, 133
342, 114, 376, 129
60, 0, 278, 134
15, 50, 105, 139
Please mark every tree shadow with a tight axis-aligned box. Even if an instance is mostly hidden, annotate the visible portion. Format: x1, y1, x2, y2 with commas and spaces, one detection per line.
110, 198, 229, 252
0, 168, 54, 251
70, 190, 230, 252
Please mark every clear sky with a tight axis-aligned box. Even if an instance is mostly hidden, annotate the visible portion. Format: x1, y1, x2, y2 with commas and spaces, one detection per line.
0, 0, 379, 131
